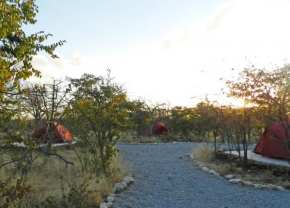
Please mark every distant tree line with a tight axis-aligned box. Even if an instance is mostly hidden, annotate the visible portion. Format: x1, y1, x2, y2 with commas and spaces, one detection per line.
126, 65, 290, 168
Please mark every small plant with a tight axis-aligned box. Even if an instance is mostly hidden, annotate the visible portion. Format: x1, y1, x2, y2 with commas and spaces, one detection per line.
193, 145, 234, 176
193, 145, 215, 163
0, 178, 31, 208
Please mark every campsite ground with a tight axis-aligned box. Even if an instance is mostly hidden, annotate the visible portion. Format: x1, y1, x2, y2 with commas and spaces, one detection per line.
113, 143, 290, 208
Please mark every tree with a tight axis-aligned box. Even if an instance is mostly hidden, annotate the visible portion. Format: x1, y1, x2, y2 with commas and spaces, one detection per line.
226, 65, 290, 124
18, 79, 72, 148
0, 1, 66, 206
168, 106, 195, 139
0, 0, 65, 98
17, 80, 71, 125
66, 72, 131, 174
0, 0, 65, 136
129, 99, 151, 137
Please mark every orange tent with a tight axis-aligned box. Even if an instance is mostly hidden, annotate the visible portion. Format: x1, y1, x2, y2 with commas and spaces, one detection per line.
32, 122, 74, 143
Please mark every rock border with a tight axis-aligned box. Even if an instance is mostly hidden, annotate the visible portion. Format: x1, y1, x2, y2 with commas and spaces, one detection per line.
192, 160, 286, 191
99, 175, 134, 208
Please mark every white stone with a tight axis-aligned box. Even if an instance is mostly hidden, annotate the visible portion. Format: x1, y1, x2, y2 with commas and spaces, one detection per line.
276, 186, 285, 191
198, 164, 204, 168
229, 179, 241, 184
195, 161, 203, 166
113, 182, 127, 193
106, 202, 113, 208
266, 184, 276, 190
266, 184, 283, 190
236, 167, 243, 173
242, 180, 253, 186
123, 176, 134, 186
225, 175, 234, 179
209, 170, 220, 176
254, 184, 266, 189
100, 202, 108, 208
202, 167, 209, 172
107, 195, 115, 203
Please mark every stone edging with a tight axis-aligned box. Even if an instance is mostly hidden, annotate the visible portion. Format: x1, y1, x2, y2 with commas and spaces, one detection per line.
99, 175, 134, 208
191, 158, 286, 191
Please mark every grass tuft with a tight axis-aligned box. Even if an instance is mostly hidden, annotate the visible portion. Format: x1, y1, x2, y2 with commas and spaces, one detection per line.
193, 145, 235, 175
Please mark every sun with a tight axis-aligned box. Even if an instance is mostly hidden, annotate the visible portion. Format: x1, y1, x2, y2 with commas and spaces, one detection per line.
232, 98, 245, 108
230, 98, 254, 108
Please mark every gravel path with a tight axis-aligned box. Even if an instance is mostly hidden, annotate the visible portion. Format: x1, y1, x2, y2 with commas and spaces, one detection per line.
113, 143, 290, 208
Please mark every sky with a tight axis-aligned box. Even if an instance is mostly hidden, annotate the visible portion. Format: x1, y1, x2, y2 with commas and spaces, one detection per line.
26, 0, 290, 107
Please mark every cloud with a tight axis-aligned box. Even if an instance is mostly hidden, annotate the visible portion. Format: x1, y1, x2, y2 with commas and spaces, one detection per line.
204, 1, 234, 36
201, 0, 290, 63
30, 52, 87, 82
30, 0, 290, 107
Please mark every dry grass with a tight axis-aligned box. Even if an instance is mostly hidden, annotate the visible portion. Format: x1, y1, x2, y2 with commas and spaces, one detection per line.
193, 145, 235, 176
233, 166, 290, 188
193, 145, 215, 163
119, 135, 161, 143
193, 145, 290, 188
0, 147, 128, 207
119, 133, 208, 143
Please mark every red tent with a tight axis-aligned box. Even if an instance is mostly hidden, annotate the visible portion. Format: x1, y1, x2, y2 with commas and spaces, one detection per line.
32, 122, 74, 143
254, 119, 290, 158
145, 122, 168, 136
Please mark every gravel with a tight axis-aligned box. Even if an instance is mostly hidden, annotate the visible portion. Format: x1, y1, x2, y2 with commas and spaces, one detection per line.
113, 143, 290, 208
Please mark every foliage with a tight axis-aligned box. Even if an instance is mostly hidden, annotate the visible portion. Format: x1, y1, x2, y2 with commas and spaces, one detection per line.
167, 106, 195, 138
0, 178, 31, 208
226, 65, 290, 124
128, 99, 151, 137
0, 0, 65, 98
0, 0, 66, 144
0, 1, 66, 206
66, 72, 131, 174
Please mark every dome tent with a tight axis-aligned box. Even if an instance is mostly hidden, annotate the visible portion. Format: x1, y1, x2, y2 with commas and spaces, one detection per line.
32, 122, 74, 143
254, 119, 290, 158
145, 122, 168, 136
